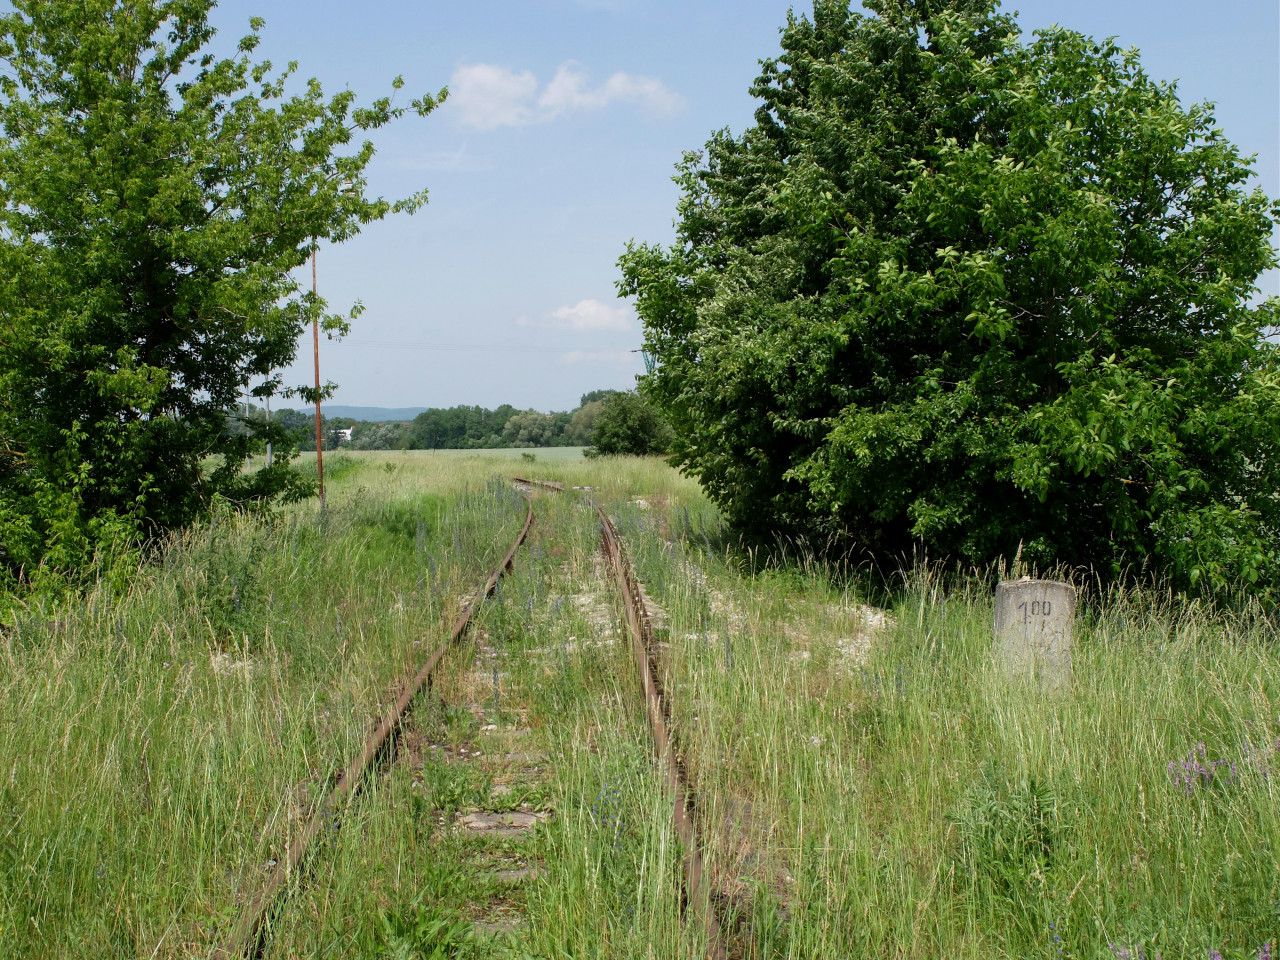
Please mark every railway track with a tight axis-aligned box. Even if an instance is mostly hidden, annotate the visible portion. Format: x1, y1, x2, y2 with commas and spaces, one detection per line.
220, 479, 735, 960
517, 476, 731, 960
216, 490, 535, 960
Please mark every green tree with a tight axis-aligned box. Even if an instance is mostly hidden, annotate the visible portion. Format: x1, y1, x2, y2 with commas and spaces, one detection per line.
501, 410, 559, 447
587, 391, 673, 458
619, 0, 1280, 596
272, 408, 315, 450
349, 421, 407, 451
0, 0, 443, 589
578, 389, 620, 407
565, 398, 608, 445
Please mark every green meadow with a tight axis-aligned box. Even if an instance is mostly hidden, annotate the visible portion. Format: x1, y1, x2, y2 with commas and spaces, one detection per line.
0, 452, 1274, 959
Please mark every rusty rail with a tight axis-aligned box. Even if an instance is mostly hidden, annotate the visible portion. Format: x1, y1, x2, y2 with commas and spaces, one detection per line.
516, 476, 728, 960
512, 476, 565, 493
596, 503, 729, 960
216, 491, 535, 960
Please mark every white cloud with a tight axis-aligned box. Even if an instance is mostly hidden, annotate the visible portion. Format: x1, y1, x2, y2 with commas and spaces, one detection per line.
450, 61, 682, 130
538, 63, 683, 119
449, 64, 539, 131
551, 298, 635, 331
518, 298, 634, 332
559, 349, 636, 366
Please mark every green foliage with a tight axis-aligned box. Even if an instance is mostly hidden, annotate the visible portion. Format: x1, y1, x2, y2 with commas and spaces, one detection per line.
502, 409, 562, 447
952, 769, 1061, 927
375, 906, 478, 960
391, 395, 615, 451
263, 392, 628, 455
417, 753, 490, 816
271, 407, 317, 449
343, 420, 404, 451
564, 398, 609, 445
586, 391, 673, 457
618, 0, 1280, 597
403, 405, 518, 450
578, 389, 620, 407
0, 0, 444, 591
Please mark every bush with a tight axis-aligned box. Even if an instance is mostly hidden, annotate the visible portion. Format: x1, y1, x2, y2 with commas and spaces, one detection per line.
0, 1, 441, 593
587, 391, 673, 457
619, 0, 1280, 597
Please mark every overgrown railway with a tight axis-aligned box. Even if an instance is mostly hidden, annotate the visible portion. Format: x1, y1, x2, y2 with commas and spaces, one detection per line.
520, 476, 732, 960
217, 478, 737, 960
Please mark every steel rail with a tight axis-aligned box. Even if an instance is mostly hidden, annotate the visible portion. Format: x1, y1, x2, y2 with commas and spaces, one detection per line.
595, 503, 730, 960
215, 490, 535, 960
514, 476, 729, 960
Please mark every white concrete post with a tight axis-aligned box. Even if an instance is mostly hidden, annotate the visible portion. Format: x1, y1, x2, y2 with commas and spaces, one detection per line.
994, 578, 1076, 687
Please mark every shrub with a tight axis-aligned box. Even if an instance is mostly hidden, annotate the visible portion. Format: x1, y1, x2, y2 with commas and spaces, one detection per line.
587, 391, 673, 458
619, 0, 1280, 597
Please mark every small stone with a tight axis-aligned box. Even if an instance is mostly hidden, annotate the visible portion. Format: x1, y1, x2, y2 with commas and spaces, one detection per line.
457, 810, 550, 836
493, 865, 541, 884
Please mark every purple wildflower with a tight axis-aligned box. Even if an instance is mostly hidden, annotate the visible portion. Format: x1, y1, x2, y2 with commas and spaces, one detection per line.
1168, 742, 1239, 794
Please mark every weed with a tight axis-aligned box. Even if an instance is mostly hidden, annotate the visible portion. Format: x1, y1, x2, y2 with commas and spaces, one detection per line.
953, 770, 1061, 906
376, 904, 477, 960
2, 450, 1276, 958
1168, 742, 1239, 794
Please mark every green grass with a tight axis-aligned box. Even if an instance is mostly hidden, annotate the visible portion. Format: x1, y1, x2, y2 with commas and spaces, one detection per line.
0, 450, 1275, 958
295, 446, 589, 468
0, 460, 526, 957
614, 496, 1279, 958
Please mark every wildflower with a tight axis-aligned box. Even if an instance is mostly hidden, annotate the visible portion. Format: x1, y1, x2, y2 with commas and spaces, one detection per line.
1049, 921, 1065, 960
1167, 742, 1238, 794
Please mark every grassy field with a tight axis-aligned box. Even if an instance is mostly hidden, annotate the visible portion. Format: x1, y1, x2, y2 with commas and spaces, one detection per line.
295, 447, 589, 467
0, 452, 1275, 958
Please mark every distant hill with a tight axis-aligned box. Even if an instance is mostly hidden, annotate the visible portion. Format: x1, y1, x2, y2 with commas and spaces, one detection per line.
323, 405, 427, 422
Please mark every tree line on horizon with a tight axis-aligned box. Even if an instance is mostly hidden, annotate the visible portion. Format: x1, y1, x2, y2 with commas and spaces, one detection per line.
233, 389, 672, 455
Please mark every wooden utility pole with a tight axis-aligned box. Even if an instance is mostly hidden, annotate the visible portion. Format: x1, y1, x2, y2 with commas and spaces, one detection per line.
311, 249, 325, 505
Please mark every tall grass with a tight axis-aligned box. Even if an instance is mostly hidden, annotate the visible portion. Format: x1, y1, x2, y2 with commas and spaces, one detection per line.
2, 450, 1274, 958
258, 488, 691, 958
0, 459, 526, 957
620, 494, 1279, 958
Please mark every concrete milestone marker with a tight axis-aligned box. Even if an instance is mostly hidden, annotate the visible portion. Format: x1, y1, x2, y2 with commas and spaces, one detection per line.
993, 579, 1076, 687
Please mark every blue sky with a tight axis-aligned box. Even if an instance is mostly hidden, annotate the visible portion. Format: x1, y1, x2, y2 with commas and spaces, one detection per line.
209, 0, 1280, 412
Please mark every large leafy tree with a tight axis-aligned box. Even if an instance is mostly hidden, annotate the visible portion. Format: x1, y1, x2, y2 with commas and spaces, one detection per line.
620, 0, 1280, 595
0, 0, 442, 588
588, 391, 673, 457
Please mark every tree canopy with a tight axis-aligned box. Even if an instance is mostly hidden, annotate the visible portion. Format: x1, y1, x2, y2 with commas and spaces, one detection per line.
587, 391, 673, 458
268, 393, 621, 452
619, 0, 1280, 596
0, 0, 443, 590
